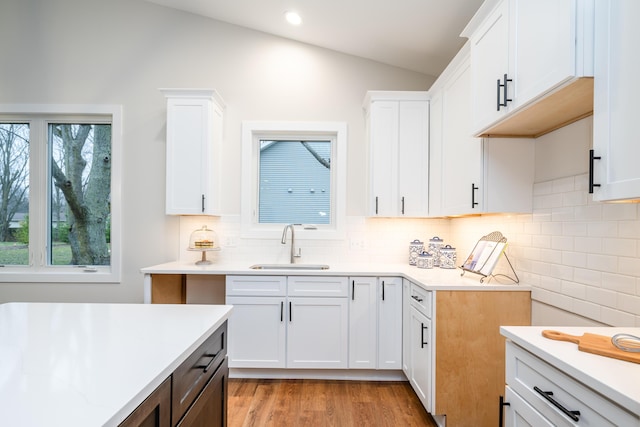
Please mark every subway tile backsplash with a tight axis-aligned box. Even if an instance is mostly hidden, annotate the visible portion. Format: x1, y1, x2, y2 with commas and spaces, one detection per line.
178, 173, 640, 327
451, 173, 640, 327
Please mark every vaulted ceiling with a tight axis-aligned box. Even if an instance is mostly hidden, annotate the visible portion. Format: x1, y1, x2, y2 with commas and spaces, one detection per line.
144, 0, 485, 78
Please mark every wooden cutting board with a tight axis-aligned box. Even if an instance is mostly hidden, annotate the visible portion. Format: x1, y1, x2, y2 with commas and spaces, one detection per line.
542, 330, 640, 364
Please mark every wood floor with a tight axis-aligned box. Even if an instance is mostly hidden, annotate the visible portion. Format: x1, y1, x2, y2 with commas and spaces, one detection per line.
227, 378, 437, 427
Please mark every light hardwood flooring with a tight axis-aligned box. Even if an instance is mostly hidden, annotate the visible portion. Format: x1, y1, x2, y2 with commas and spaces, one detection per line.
228, 378, 437, 427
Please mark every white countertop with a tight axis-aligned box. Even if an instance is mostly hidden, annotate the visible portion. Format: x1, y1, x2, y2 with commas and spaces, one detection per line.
501, 326, 640, 415
0, 302, 232, 427
141, 261, 528, 291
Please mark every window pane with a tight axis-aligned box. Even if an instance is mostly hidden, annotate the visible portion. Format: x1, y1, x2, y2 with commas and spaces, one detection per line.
0, 124, 30, 266
49, 123, 111, 266
258, 140, 331, 224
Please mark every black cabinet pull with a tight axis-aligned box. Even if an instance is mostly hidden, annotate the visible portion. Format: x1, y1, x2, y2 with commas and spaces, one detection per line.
411, 295, 423, 303
382, 280, 385, 301
201, 194, 205, 212
499, 395, 510, 427
471, 183, 479, 208
497, 74, 513, 111
289, 301, 292, 322
496, 78, 501, 111
194, 352, 219, 373
280, 301, 284, 322
533, 386, 580, 422
352, 280, 355, 300
421, 323, 428, 348
375, 196, 379, 214
589, 149, 601, 194
401, 196, 405, 215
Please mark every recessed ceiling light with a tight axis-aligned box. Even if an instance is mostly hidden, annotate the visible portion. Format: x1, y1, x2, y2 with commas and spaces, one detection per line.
284, 11, 302, 26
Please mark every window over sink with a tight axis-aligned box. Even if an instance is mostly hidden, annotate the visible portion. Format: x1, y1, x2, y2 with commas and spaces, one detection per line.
241, 121, 346, 239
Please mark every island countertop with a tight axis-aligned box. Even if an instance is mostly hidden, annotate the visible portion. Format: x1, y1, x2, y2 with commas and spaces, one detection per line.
0, 302, 233, 427
501, 325, 640, 416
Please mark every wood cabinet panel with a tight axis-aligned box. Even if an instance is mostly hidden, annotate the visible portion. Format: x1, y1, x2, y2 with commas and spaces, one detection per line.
433, 291, 531, 427
119, 377, 171, 427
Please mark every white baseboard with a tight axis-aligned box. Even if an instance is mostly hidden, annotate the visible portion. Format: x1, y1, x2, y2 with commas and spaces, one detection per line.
229, 368, 407, 381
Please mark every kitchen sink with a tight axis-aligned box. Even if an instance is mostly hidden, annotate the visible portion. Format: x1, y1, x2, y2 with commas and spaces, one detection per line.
249, 264, 330, 270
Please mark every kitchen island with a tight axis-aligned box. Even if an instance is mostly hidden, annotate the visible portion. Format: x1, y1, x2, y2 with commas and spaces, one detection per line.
0, 302, 232, 427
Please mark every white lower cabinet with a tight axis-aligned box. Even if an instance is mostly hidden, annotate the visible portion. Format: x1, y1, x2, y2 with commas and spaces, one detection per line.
287, 297, 348, 368
504, 341, 639, 426
348, 277, 403, 369
409, 305, 432, 412
226, 275, 348, 369
225, 296, 286, 368
404, 281, 433, 412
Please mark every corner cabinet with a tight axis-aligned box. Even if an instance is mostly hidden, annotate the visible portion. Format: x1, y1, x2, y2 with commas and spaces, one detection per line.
464, 0, 595, 138
591, 0, 640, 202
402, 284, 531, 426
428, 43, 534, 217
161, 89, 225, 215
363, 91, 429, 217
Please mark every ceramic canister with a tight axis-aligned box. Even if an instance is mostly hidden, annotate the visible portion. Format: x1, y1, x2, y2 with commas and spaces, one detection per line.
409, 239, 424, 265
427, 236, 444, 267
439, 244, 457, 269
416, 251, 434, 269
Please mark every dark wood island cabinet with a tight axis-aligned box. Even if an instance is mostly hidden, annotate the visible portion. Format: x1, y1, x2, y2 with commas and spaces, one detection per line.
120, 321, 228, 427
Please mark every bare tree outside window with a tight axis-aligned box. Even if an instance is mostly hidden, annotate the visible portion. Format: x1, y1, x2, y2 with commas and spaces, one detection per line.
0, 124, 30, 265
50, 123, 111, 266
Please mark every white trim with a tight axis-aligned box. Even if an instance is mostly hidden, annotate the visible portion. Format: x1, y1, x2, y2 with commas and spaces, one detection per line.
240, 121, 347, 240
0, 104, 122, 283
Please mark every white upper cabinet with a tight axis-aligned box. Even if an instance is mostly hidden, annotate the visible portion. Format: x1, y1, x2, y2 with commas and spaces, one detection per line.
464, 0, 594, 138
591, 0, 640, 202
161, 89, 225, 215
364, 91, 429, 217
429, 44, 534, 217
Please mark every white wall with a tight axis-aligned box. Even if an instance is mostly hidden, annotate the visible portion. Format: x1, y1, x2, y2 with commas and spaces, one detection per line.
0, 0, 433, 303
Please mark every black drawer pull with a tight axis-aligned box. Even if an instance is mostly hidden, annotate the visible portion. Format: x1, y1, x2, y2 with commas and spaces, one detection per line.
471, 183, 479, 208
499, 395, 510, 427
411, 295, 423, 302
533, 386, 580, 422
194, 352, 219, 373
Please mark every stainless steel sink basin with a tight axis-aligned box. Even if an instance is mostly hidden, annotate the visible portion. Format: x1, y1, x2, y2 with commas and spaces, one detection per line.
249, 264, 330, 270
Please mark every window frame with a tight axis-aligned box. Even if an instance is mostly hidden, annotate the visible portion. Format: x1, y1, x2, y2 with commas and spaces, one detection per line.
0, 104, 122, 283
241, 121, 347, 240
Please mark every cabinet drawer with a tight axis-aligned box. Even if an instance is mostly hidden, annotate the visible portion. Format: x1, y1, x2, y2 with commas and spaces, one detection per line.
287, 276, 348, 297
408, 283, 431, 318
226, 275, 286, 296
176, 357, 228, 427
172, 321, 227, 426
506, 341, 638, 426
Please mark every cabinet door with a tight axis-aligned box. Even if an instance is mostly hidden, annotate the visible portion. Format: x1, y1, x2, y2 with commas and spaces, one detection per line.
441, 55, 483, 215
119, 377, 171, 427
511, 0, 577, 109
402, 280, 412, 375
428, 90, 443, 217
177, 358, 228, 427
592, 0, 640, 201
470, 0, 510, 132
287, 297, 348, 368
348, 277, 378, 369
397, 101, 429, 216
225, 296, 286, 368
368, 101, 399, 216
409, 307, 432, 412
378, 277, 402, 369
503, 386, 554, 427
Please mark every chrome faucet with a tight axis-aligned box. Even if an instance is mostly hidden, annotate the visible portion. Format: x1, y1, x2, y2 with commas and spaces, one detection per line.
281, 224, 301, 263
